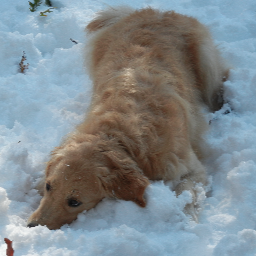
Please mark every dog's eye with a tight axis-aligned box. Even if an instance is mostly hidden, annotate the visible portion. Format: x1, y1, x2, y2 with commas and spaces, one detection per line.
68, 199, 82, 207
46, 183, 51, 191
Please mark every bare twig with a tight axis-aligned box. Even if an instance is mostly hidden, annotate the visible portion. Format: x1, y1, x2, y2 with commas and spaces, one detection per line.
70, 38, 78, 44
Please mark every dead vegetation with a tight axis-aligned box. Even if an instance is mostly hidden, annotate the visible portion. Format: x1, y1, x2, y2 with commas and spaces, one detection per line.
4, 238, 14, 256
19, 51, 29, 74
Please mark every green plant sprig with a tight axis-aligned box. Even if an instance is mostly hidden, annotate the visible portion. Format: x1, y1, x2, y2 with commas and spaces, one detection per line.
29, 0, 53, 12
29, 0, 42, 12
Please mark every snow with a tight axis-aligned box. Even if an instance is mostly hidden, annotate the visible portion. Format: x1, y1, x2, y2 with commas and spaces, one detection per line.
0, 0, 256, 255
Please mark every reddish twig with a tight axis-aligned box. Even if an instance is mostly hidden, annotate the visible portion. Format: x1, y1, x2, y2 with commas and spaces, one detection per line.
19, 51, 29, 73
4, 238, 14, 256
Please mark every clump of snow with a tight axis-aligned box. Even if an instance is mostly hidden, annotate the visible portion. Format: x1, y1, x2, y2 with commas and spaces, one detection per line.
1, 0, 256, 255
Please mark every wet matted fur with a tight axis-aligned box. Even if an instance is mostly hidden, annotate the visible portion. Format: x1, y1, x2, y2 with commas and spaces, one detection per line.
28, 7, 228, 229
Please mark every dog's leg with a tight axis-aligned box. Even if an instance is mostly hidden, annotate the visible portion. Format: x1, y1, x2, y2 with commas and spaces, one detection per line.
174, 151, 207, 222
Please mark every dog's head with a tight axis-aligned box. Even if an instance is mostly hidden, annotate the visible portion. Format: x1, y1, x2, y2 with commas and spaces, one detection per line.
27, 135, 149, 229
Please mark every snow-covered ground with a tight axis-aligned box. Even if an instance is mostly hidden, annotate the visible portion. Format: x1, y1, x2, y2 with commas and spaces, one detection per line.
1, 0, 256, 255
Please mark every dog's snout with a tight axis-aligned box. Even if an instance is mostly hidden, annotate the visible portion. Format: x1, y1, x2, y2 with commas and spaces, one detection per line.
27, 222, 39, 228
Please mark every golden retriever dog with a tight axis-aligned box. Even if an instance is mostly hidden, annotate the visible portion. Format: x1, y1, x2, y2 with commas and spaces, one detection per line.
27, 7, 228, 229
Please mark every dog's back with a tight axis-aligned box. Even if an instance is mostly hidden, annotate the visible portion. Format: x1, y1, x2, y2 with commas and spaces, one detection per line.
84, 7, 228, 169
83, 8, 229, 221
86, 7, 228, 112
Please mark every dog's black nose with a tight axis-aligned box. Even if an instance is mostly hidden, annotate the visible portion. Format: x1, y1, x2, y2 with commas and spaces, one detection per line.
27, 222, 38, 228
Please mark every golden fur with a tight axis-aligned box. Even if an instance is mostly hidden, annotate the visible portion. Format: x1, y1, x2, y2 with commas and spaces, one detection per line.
27, 7, 228, 229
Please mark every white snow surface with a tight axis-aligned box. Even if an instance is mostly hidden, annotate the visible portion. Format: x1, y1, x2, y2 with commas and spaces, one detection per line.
1, 0, 256, 255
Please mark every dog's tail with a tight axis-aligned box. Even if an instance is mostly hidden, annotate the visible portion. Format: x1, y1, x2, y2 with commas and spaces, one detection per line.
86, 6, 134, 32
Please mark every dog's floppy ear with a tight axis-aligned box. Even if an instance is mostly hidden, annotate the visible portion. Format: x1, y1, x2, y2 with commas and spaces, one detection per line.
97, 167, 150, 207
